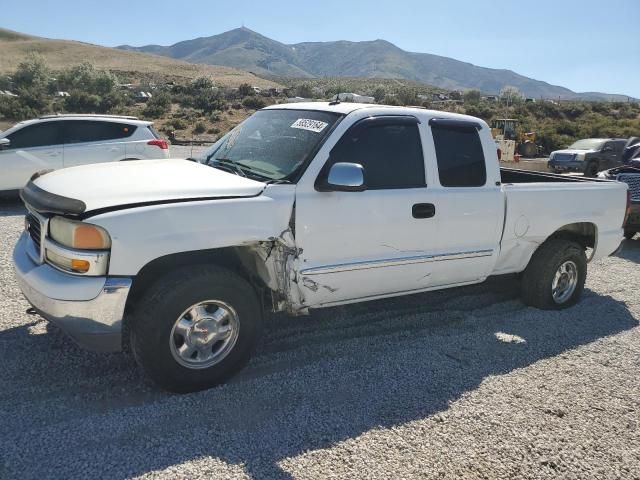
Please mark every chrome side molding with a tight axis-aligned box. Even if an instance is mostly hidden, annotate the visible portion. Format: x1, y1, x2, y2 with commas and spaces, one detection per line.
300, 249, 494, 276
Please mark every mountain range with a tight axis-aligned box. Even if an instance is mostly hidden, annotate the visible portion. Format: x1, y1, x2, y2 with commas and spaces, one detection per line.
0, 28, 279, 88
119, 27, 631, 101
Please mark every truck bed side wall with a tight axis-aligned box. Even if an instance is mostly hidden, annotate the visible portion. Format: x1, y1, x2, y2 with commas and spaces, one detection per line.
495, 182, 626, 274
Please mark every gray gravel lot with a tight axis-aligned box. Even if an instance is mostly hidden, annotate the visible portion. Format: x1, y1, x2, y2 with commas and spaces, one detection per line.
0, 199, 639, 479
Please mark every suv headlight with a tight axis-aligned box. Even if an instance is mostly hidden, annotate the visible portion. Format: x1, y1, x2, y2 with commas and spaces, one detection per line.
576, 153, 586, 161
49, 217, 111, 249
45, 217, 111, 275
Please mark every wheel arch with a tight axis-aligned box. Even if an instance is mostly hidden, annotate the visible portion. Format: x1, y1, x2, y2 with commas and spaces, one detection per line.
546, 222, 597, 251
122, 246, 274, 345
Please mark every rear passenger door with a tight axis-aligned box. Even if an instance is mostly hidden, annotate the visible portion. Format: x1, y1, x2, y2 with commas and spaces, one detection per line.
62, 120, 134, 167
424, 118, 504, 286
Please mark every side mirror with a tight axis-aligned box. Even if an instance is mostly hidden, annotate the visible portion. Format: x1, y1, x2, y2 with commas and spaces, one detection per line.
323, 162, 365, 192
0, 138, 9, 150
602, 146, 613, 152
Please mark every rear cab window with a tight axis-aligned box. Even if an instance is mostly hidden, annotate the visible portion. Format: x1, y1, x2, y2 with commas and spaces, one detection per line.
63, 121, 137, 144
430, 119, 487, 187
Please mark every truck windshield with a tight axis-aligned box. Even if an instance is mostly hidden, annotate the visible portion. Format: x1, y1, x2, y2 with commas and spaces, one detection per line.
568, 139, 605, 151
203, 109, 341, 181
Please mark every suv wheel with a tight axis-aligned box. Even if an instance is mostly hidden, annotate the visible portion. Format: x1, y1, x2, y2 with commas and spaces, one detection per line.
584, 161, 599, 177
130, 265, 262, 392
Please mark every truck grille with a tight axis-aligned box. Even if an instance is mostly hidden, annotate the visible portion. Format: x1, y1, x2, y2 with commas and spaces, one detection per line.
553, 153, 576, 162
25, 212, 43, 255
618, 173, 640, 202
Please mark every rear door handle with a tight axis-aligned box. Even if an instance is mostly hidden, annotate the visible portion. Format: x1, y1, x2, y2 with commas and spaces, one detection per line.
412, 203, 436, 219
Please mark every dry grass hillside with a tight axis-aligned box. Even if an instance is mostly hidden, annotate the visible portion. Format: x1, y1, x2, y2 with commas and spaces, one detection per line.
0, 28, 280, 88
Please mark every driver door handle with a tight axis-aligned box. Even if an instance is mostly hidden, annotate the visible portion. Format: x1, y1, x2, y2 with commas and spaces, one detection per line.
412, 203, 436, 219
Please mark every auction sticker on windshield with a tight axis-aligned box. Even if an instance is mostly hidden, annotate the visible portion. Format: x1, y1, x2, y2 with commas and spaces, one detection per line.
291, 118, 328, 133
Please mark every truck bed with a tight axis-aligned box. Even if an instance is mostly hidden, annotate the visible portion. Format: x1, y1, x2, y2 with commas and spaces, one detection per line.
494, 169, 627, 276
500, 167, 607, 184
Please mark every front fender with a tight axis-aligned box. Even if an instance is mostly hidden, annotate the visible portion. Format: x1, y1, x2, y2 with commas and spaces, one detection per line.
90, 186, 295, 276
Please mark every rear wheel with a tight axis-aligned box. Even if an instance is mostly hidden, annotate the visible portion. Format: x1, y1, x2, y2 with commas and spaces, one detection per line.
584, 161, 599, 177
521, 239, 587, 310
130, 265, 262, 392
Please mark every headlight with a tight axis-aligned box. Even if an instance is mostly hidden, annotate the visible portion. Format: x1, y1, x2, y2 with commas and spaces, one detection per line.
49, 217, 111, 250
576, 153, 586, 161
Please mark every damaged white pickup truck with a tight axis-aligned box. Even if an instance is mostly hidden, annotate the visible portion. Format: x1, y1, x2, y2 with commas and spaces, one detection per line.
14, 103, 629, 392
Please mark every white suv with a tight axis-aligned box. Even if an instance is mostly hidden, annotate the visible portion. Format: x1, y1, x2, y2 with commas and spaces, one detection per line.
0, 114, 170, 192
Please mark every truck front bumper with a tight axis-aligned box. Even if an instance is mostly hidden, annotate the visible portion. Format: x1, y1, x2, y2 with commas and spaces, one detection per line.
13, 232, 131, 352
547, 160, 584, 173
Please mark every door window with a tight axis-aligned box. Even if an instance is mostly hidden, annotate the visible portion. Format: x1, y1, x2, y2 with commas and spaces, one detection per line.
6, 122, 64, 149
326, 120, 425, 189
432, 124, 486, 187
63, 121, 137, 144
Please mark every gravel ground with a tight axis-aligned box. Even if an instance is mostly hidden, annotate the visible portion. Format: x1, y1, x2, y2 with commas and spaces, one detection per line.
0, 199, 639, 479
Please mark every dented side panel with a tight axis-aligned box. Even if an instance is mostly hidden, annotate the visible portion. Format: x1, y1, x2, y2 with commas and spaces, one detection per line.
91, 185, 297, 278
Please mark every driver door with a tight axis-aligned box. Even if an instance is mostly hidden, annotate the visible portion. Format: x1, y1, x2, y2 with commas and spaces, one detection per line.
293, 116, 442, 307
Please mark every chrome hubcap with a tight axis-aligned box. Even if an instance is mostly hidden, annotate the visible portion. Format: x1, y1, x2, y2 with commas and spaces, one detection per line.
169, 300, 239, 369
552, 260, 578, 304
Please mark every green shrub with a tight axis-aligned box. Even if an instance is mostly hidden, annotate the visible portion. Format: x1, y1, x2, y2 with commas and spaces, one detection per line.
143, 92, 171, 118
242, 96, 266, 109
64, 91, 102, 113
193, 90, 225, 113
193, 121, 206, 134
168, 118, 188, 130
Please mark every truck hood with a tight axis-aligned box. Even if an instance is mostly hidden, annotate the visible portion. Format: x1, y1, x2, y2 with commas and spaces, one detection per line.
25, 159, 266, 216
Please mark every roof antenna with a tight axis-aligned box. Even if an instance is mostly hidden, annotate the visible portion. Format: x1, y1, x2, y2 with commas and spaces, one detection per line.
329, 93, 341, 106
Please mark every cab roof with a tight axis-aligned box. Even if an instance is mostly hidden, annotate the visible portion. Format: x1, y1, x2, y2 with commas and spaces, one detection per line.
263, 101, 488, 126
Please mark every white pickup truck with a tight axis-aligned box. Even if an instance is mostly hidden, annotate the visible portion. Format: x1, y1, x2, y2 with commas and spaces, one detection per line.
13, 103, 628, 392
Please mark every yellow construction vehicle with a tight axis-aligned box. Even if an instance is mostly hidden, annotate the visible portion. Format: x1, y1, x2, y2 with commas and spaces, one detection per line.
491, 119, 540, 159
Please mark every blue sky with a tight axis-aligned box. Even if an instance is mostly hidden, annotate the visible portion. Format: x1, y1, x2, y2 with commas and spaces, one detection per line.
3, 0, 639, 97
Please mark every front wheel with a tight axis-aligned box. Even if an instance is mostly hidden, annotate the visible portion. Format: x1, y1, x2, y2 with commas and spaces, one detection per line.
584, 161, 599, 177
130, 265, 262, 392
521, 239, 587, 310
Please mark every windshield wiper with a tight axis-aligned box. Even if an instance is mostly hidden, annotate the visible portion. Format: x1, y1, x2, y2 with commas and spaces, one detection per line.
212, 158, 246, 177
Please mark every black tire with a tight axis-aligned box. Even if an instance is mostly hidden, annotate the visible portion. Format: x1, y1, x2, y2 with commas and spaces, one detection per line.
584, 161, 599, 177
624, 230, 636, 240
519, 142, 537, 158
130, 265, 262, 393
521, 239, 587, 310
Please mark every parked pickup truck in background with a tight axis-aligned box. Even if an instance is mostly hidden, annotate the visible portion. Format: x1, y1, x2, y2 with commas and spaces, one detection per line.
547, 138, 628, 177
13, 103, 628, 392
599, 165, 640, 240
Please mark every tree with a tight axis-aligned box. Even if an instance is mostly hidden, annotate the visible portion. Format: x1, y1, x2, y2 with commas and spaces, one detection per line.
12, 54, 48, 88
500, 86, 524, 106
242, 96, 266, 109
58, 63, 117, 96
296, 83, 314, 98
373, 87, 386, 103
64, 91, 102, 113
191, 76, 215, 91
143, 91, 172, 118
194, 89, 225, 113
238, 83, 252, 97
463, 89, 482, 104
